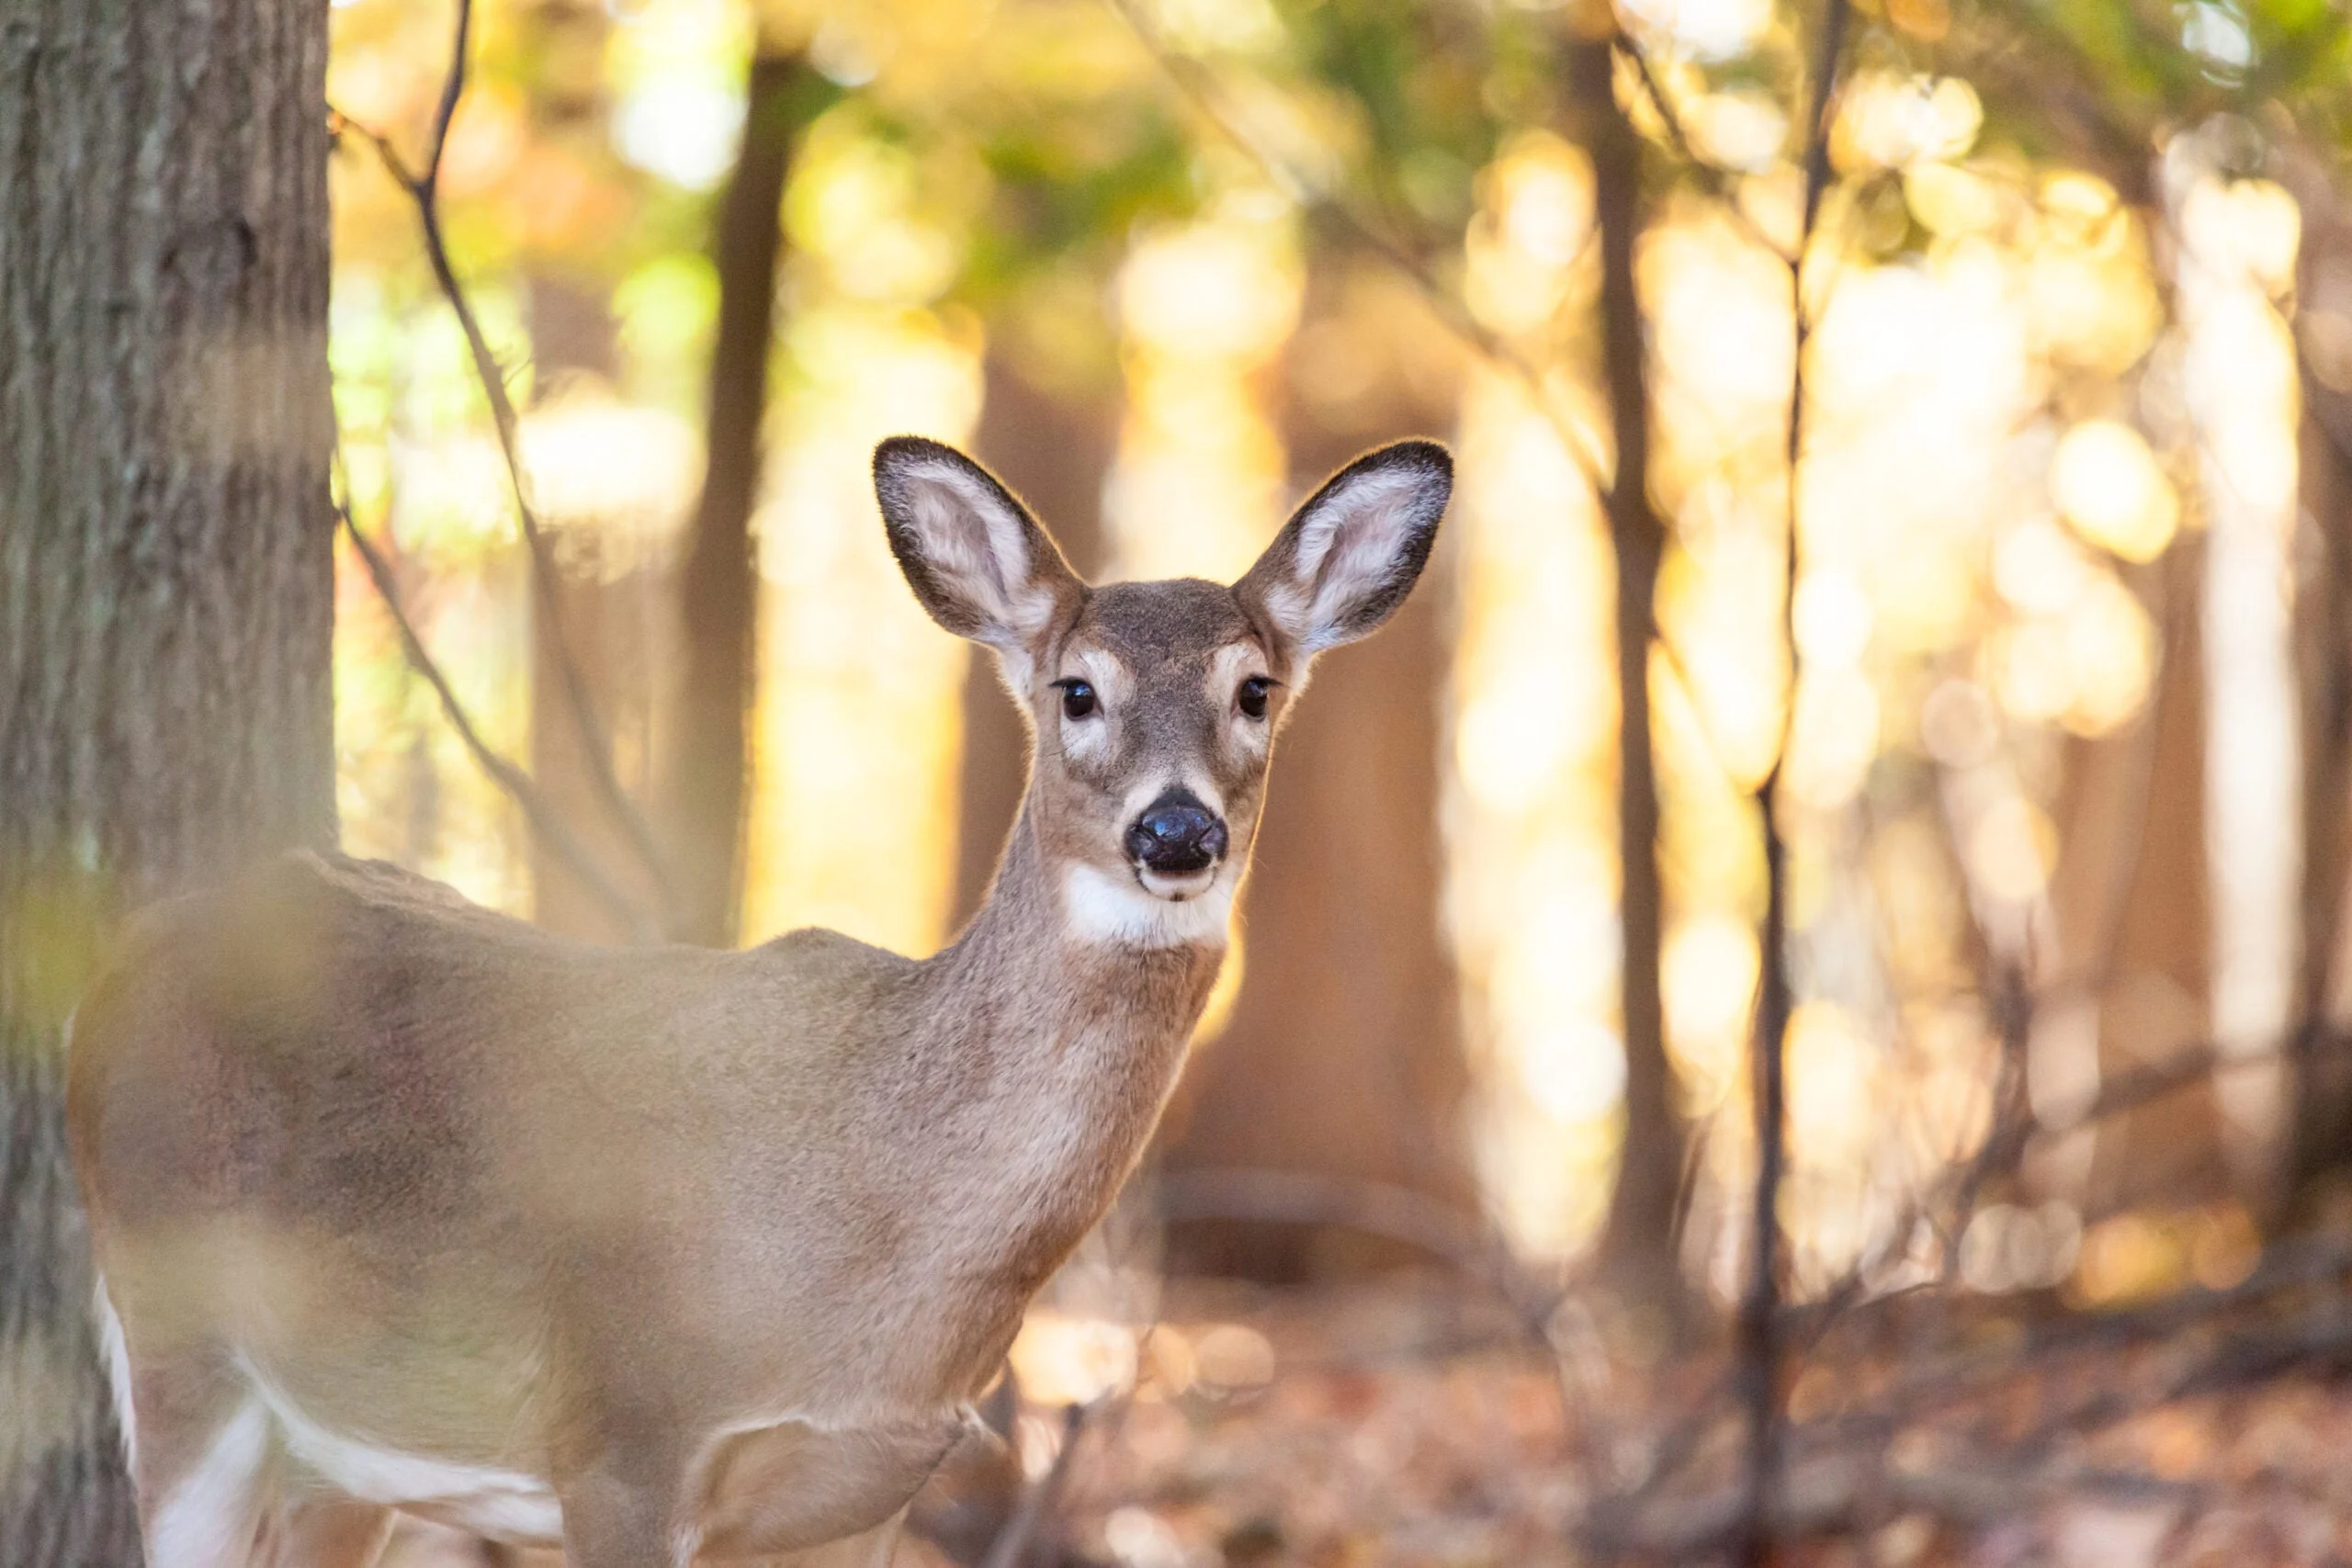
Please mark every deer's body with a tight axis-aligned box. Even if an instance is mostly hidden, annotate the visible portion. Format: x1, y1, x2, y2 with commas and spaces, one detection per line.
76, 826, 1214, 1562
69, 438, 1450, 1567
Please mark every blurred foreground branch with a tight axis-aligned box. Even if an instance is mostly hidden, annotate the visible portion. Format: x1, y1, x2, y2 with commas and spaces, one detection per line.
978, 1402, 1086, 1568
335, 501, 657, 941
328, 0, 673, 924
660, 48, 826, 946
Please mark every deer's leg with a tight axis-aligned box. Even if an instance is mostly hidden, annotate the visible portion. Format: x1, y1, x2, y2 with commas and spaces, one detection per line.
130, 1373, 277, 1568
763, 1510, 907, 1568
273, 1494, 396, 1568
558, 1462, 695, 1568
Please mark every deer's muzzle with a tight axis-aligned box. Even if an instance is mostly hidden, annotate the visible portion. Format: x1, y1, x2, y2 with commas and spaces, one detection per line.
1125, 791, 1228, 877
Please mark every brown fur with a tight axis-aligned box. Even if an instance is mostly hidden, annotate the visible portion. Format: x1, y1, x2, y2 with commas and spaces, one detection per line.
68, 437, 1450, 1568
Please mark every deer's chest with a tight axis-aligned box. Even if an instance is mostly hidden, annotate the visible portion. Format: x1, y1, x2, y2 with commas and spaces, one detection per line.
691, 1406, 970, 1557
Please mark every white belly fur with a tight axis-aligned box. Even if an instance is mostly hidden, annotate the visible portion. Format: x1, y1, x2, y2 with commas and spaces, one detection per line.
145, 1354, 956, 1553
93, 1275, 138, 1471
242, 1365, 565, 1544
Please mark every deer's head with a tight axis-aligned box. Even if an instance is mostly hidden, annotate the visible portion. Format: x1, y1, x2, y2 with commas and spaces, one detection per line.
874, 436, 1452, 947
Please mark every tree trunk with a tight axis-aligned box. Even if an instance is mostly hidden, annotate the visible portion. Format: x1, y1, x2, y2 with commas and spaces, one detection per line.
2285, 164, 2352, 1200
0, 4, 335, 1563
2289, 384, 2352, 1193
518, 3, 645, 946
2056, 552, 2223, 1215
658, 49, 815, 947
1159, 280, 1475, 1281
1566, 32, 1687, 1312
530, 566, 667, 940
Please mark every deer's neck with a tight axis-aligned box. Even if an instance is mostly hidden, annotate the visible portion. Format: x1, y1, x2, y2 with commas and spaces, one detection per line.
904, 807, 1225, 1284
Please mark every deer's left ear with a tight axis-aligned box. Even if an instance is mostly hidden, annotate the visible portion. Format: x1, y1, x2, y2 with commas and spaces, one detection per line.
1237, 440, 1452, 660
1241, 442, 1439, 662
874, 437, 1081, 666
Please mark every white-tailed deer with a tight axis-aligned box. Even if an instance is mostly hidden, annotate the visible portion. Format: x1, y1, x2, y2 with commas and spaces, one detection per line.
68, 436, 1452, 1567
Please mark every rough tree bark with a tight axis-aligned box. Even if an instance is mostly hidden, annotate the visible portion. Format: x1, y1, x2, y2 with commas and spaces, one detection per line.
1566, 29, 1688, 1315
0, 2, 336, 1562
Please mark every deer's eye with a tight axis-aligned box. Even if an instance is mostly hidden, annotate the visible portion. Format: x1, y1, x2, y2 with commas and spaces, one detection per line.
1056, 680, 1099, 721
1238, 676, 1272, 720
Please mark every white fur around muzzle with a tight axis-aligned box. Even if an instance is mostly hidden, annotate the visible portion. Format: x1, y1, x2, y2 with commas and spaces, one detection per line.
1060, 863, 1233, 949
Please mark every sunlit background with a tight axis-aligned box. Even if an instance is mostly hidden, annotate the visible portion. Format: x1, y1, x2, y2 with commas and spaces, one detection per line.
325, 0, 2339, 1368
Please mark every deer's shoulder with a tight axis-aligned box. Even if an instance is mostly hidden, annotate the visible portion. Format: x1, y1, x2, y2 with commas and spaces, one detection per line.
749, 924, 911, 983
256, 849, 547, 944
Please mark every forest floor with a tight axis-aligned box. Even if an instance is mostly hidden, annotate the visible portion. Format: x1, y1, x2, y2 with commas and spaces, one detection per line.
380, 1266, 2352, 1568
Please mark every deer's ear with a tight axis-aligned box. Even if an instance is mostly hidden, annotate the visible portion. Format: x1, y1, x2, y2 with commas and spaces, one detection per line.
1238, 441, 1451, 660
875, 437, 1080, 661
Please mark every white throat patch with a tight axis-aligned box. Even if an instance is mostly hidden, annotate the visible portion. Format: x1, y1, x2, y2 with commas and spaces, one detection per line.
1061, 863, 1233, 950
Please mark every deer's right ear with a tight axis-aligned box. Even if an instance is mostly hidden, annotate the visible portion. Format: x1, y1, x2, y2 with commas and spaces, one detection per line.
874, 437, 1080, 665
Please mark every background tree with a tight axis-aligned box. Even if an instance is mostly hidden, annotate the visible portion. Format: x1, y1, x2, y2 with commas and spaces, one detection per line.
657, 42, 831, 947
0, 1, 337, 1562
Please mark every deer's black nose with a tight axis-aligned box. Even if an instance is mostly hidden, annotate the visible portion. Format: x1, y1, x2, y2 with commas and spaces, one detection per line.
1126, 793, 1228, 875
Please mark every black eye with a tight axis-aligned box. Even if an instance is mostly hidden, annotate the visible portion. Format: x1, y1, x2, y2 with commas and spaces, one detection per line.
1238, 676, 1272, 720
1057, 680, 1098, 721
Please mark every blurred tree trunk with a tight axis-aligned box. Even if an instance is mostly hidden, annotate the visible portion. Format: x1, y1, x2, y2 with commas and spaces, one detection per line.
1566, 28, 1688, 1314
520, 0, 647, 944
2290, 393, 2352, 1195
949, 353, 1116, 932
2055, 555, 2225, 1215
1159, 273, 1475, 1281
530, 570, 667, 940
2285, 164, 2352, 1203
657, 48, 819, 948
0, 3, 335, 1563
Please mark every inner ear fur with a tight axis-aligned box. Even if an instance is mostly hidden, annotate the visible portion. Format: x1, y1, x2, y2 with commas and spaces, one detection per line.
873, 436, 1082, 653
1238, 439, 1452, 658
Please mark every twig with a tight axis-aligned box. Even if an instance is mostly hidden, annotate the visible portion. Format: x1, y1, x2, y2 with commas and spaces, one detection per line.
1595, 1443, 2202, 1561
1933, 1023, 2352, 1258
419, 0, 470, 196
1736, 2, 1853, 1562
978, 1402, 1090, 1568
1589, 1235, 2352, 1558
1597, 1238, 2352, 1561
2075, 1021, 2352, 1133
336, 502, 657, 942
328, 0, 674, 917
1612, 34, 1792, 261
1938, 957, 2034, 1277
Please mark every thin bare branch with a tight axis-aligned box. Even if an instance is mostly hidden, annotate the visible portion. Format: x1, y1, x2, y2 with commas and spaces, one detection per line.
1737, 0, 1853, 1561
979, 1402, 1091, 1568
419, 0, 472, 199
336, 502, 658, 942
328, 4, 675, 916
1612, 34, 1791, 261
